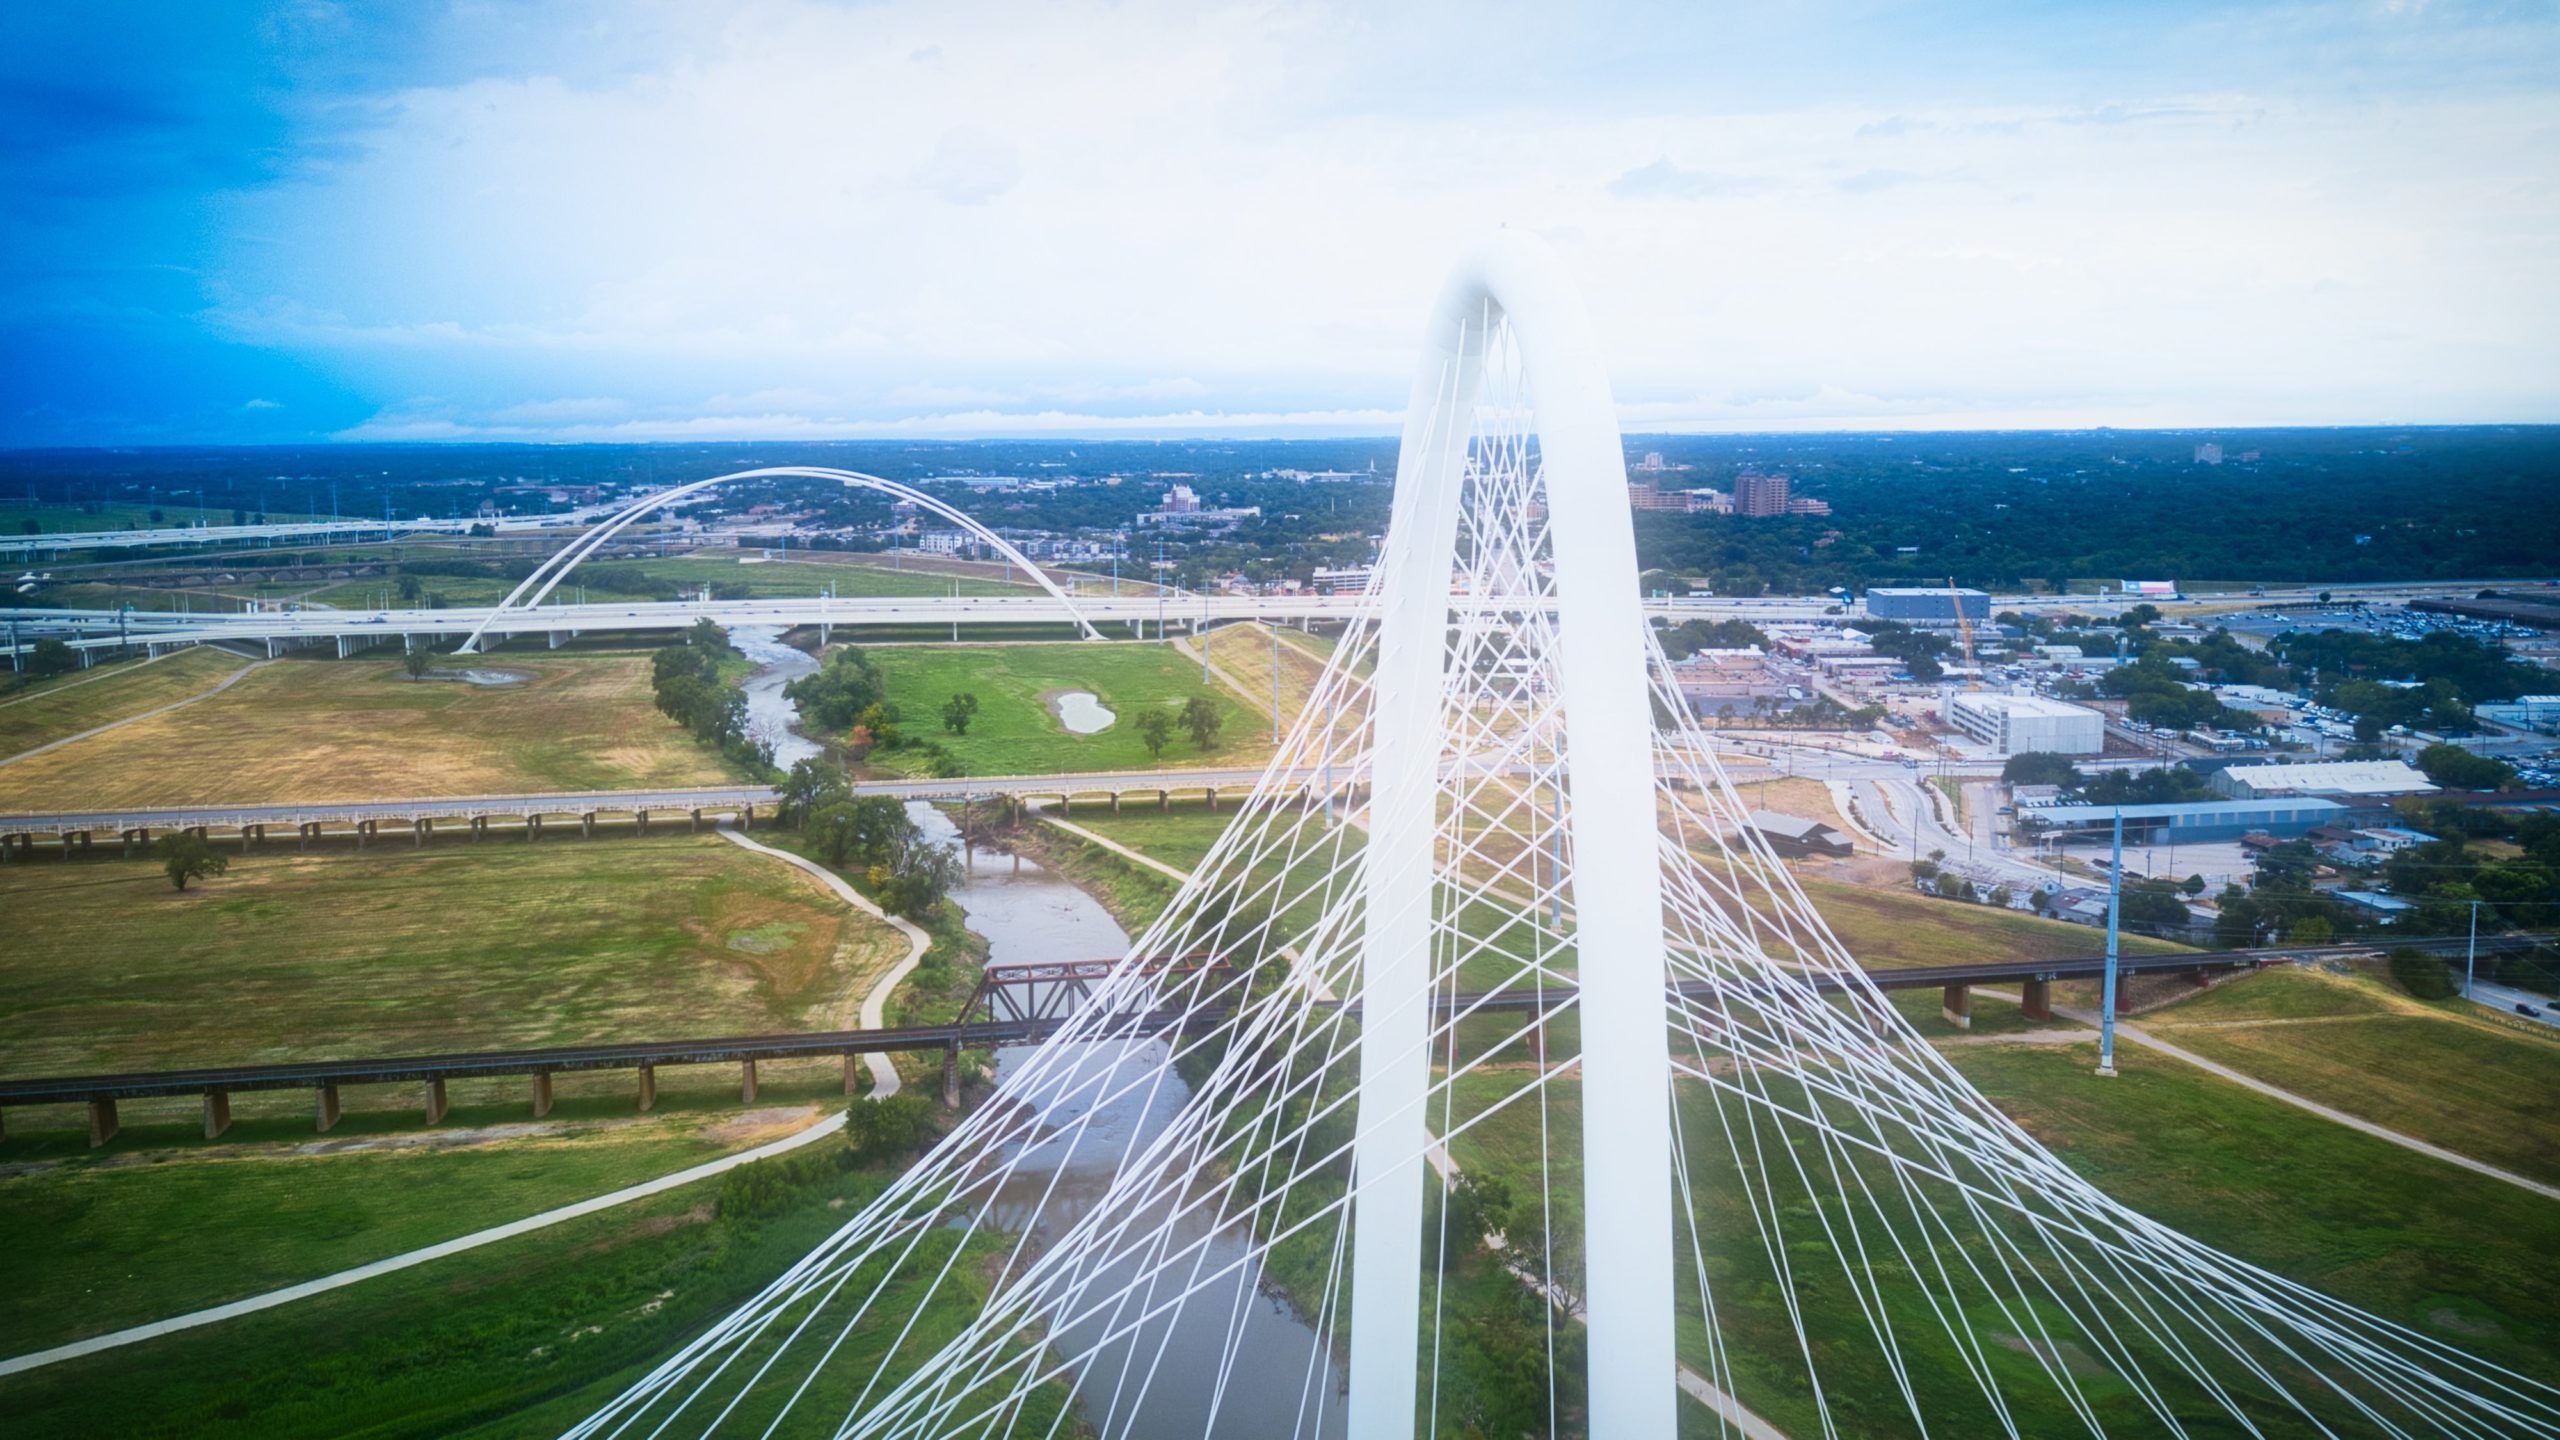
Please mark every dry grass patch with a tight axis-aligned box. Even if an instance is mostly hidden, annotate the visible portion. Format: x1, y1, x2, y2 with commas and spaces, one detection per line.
0, 651, 735, 809
0, 835, 908, 1078
0, 648, 250, 759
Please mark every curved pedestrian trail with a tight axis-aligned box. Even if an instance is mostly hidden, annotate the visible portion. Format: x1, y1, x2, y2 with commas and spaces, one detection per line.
0, 657, 268, 770
0, 826, 936, 1380
0, 1109, 846, 1379
716, 826, 932, 1098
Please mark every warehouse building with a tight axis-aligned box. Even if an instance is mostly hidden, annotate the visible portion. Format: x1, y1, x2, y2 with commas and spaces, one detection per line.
2210, 760, 2436, 802
1737, 811, 1858, 859
1862, 587, 1991, 623
2022, 797, 2349, 844
1946, 693, 2106, 757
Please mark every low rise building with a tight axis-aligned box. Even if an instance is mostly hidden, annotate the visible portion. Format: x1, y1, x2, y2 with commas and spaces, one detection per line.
1863, 587, 1991, 624
2211, 760, 2437, 802
2023, 797, 2349, 843
1738, 811, 1857, 859
1946, 694, 2105, 757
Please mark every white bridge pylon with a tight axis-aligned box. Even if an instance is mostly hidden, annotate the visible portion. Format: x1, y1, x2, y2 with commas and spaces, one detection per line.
454, 467, 1102, 654
568, 237, 2560, 1440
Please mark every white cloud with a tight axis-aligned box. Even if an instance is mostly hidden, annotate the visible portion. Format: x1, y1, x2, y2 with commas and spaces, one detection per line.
214, 0, 2560, 435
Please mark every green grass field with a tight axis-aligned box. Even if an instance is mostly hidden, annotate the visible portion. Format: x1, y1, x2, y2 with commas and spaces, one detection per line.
0, 650, 740, 809
2142, 965, 2560, 1186
862, 641, 1276, 775
0, 1107, 831, 1357
0, 1140, 1067, 1440
0, 647, 250, 756
0, 835, 906, 1083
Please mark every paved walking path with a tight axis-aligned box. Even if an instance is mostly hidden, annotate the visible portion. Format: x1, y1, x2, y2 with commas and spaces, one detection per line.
0, 826, 931, 1379
2025, 997, 2560, 1203
0, 657, 268, 769
718, 827, 931, 1098
0, 646, 198, 710
0, 1108, 847, 1378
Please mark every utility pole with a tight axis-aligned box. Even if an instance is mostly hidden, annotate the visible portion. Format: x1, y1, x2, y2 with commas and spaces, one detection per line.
2464, 898, 2483, 1000
2098, 808, 2123, 1077
1270, 623, 1282, 743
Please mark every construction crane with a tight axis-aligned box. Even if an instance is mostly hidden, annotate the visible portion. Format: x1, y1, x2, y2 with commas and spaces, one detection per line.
1948, 576, 1984, 690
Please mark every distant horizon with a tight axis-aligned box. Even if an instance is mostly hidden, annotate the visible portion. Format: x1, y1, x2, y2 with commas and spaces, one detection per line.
5, 419, 2559, 456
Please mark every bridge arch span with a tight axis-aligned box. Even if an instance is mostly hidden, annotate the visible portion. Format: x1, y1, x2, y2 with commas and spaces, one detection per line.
455, 467, 1102, 653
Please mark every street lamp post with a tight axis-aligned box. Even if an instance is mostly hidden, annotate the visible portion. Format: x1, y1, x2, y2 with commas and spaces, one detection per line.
2464, 898, 2483, 1000
1271, 623, 1281, 744
2098, 807, 2124, 1077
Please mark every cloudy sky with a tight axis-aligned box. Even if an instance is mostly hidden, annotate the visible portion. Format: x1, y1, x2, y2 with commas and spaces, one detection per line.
5, 0, 2555, 445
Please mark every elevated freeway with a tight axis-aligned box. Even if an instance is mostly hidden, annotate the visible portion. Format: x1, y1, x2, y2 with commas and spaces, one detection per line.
0, 590, 1859, 662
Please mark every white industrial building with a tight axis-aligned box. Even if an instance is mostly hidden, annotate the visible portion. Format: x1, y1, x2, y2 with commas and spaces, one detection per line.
1946, 693, 2105, 757
2211, 760, 2437, 801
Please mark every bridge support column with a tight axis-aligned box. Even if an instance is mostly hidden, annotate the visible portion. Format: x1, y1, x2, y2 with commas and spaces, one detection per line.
530, 1071, 554, 1118
740, 803, 753, 833
527, 814, 543, 841
580, 812, 596, 839
61, 830, 82, 860
299, 822, 317, 851
1110, 792, 1121, 815
1204, 787, 1217, 811
548, 630, 565, 650
315, 1083, 341, 1133
471, 815, 487, 842
941, 1043, 960, 1109
424, 1077, 448, 1125
690, 808, 702, 833
118, 828, 142, 857
1941, 983, 1972, 1030
635, 1063, 656, 1111
413, 818, 429, 848
842, 1054, 862, 1095
87, 1098, 119, 1147
2021, 978, 2053, 1022
203, 1089, 231, 1139
739, 1060, 759, 1103
355, 819, 371, 851
1058, 794, 1070, 817
634, 809, 648, 835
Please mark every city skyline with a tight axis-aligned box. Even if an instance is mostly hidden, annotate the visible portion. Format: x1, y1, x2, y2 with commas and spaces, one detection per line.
6, 0, 2558, 446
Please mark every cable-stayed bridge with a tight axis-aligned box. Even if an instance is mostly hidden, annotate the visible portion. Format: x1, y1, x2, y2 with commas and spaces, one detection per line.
534, 234, 2560, 1439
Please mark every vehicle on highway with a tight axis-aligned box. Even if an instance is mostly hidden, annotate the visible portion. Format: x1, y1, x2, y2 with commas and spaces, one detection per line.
2521, 1004, 2545, 1018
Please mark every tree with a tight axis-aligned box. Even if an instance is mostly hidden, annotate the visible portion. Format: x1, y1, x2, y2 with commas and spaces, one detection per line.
940, 692, 980, 735
26, 638, 77, 678
155, 831, 228, 892
777, 757, 850, 825
396, 573, 423, 603
1137, 708, 1174, 760
402, 647, 433, 680
2415, 742, 2516, 792
2386, 946, 2457, 1000
2182, 873, 2207, 896
1987, 885, 2013, 910
844, 1094, 937, 1162
858, 701, 903, 749
1178, 696, 1223, 750
2001, 752, 2082, 788
785, 645, 885, 731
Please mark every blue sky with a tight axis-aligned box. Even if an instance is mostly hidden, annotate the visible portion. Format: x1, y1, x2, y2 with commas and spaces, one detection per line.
5, 0, 2555, 445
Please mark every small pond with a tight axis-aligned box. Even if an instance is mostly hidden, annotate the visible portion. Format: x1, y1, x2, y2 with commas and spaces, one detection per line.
1051, 689, 1116, 735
